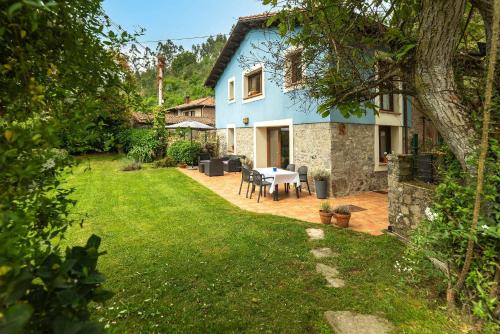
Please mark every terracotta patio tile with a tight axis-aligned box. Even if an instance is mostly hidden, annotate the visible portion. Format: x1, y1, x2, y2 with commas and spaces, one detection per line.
178, 168, 389, 236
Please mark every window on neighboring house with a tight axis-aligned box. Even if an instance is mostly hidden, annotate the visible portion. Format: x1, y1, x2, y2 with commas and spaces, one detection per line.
378, 126, 392, 163
285, 49, 303, 87
184, 111, 189, 116
228, 79, 235, 101
379, 91, 394, 112
244, 68, 262, 99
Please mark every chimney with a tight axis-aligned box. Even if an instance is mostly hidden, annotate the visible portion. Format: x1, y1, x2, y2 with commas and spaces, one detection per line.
184, 96, 191, 104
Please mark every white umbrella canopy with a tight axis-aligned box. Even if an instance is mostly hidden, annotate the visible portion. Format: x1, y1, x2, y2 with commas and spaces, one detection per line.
165, 120, 213, 130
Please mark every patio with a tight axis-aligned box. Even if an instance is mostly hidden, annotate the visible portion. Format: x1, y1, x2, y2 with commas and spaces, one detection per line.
179, 168, 389, 236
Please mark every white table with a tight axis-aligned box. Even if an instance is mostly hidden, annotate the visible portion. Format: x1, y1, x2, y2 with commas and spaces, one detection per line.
254, 168, 300, 200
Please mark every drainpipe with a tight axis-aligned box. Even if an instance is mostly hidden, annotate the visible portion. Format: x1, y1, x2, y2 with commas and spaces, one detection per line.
403, 95, 409, 154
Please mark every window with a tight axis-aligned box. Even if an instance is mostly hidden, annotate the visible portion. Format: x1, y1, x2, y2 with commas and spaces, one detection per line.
228, 78, 235, 102
285, 49, 303, 87
244, 68, 262, 99
378, 126, 392, 163
377, 61, 394, 112
227, 127, 235, 153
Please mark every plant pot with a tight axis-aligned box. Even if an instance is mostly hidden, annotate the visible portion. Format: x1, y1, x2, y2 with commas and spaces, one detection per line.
319, 210, 333, 224
334, 213, 351, 228
314, 180, 328, 199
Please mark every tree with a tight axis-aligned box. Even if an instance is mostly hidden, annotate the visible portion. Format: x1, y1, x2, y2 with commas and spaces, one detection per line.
259, 0, 499, 320
0, 0, 136, 331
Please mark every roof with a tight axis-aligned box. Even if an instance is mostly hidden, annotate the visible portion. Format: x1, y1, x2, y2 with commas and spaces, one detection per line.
130, 112, 215, 127
166, 96, 215, 111
205, 12, 278, 88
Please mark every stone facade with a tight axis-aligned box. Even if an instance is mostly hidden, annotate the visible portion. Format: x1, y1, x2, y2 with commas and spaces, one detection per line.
330, 123, 387, 196
217, 122, 389, 197
387, 154, 435, 239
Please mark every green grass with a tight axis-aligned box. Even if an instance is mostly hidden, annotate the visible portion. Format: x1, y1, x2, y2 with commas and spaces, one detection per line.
64, 155, 460, 333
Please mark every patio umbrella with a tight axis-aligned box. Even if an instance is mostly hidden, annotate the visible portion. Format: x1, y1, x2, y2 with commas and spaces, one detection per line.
166, 121, 214, 167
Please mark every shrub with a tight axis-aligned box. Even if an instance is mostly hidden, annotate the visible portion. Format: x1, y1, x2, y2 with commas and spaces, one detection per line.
333, 205, 351, 215
311, 168, 330, 181
167, 140, 202, 165
128, 145, 155, 163
153, 156, 176, 168
122, 162, 142, 171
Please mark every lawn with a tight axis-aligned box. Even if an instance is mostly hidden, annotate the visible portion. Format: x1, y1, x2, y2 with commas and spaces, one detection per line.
64, 155, 460, 333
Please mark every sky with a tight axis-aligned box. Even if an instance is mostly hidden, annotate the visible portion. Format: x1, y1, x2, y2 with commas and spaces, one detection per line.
102, 0, 272, 49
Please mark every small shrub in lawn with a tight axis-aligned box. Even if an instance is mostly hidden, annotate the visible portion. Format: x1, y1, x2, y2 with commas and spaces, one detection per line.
153, 156, 176, 168
167, 140, 202, 165
122, 162, 142, 171
128, 145, 155, 163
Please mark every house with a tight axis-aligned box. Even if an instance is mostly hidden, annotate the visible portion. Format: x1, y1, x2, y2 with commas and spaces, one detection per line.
205, 13, 421, 196
130, 96, 215, 128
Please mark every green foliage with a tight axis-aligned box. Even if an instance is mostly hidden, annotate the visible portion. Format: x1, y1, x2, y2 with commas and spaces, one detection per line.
319, 201, 332, 212
406, 142, 499, 324
311, 168, 330, 181
122, 161, 142, 171
153, 156, 176, 168
119, 128, 165, 162
167, 140, 202, 165
0, 0, 134, 331
333, 205, 351, 215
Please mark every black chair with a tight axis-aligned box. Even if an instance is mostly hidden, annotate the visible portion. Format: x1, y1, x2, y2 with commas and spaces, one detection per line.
198, 153, 211, 172
297, 166, 311, 195
238, 167, 253, 198
284, 164, 296, 193
204, 159, 224, 177
223, 156, 242, 172
249, 170, 274, 203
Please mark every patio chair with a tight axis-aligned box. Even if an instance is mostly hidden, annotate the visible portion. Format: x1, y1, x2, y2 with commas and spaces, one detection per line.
204, 158, 224, 177
249, 170, 274, 203
297, 166, 312, 195
197, 153, 211, 172
238, 167, 253, 198
223, 156, 242, 172
284, 164, 295, 193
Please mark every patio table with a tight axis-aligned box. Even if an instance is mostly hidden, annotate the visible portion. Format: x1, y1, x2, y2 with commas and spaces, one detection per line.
254, 167, 300, 201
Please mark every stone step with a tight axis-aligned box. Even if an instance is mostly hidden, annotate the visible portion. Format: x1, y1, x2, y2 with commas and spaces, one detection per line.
310, 247, 338, 258
324, 311, 394, 334
306, 228, 324, 240
316, 263, 345, 288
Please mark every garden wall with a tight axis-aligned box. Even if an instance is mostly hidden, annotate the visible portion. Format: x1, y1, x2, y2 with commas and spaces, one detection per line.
387, 154, 435, 239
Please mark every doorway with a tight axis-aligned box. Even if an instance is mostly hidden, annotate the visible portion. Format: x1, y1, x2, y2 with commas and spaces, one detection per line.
267, 127, 290, 168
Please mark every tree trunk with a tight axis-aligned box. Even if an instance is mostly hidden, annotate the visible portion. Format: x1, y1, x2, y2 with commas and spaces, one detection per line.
415, 0, 479, 172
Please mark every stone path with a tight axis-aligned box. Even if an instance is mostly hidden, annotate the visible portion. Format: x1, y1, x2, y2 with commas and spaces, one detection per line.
324, 311, 394, 334
316, 263, 345, 288
306, 228, 324, 240
310, 247, 337, 258
305, 229, 394, 332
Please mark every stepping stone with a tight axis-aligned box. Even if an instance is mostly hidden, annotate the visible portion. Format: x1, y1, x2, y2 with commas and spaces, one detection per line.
316, 263, 345, 288
306, 228, 324, 240
324, 311, 394, 334
310, 247, 337, 258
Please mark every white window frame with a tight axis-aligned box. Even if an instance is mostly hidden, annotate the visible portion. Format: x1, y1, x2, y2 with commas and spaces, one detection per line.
242, 63, 265, 104
227, 77, 236, 104
283, 47, 305, 92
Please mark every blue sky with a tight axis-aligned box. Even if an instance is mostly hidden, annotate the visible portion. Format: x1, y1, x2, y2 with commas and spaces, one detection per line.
103, 0, 271, 49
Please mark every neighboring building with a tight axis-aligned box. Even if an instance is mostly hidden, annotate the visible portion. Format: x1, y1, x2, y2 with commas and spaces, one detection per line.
131, 96, 215, 128
205, 13, 419, 196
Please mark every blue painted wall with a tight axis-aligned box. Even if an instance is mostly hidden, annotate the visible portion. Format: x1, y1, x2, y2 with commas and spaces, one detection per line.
214, 28, 406, 128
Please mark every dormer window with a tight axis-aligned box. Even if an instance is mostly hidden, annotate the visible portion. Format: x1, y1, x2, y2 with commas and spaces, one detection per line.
244, 68, 262, 99
285, 49, 303, 87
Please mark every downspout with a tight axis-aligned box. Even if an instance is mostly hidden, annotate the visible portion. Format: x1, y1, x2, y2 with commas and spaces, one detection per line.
403, 95, 409, 154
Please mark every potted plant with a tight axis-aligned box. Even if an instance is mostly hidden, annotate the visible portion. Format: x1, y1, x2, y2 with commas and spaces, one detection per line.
312, 169, 330, 199
333, 205, 351, 228
319, 202, 333, 225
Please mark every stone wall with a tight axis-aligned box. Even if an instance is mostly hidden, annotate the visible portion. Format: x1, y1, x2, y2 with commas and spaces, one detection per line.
235, 127, 253, 161
330, 123, 387, 196
293, 123, 332, 193
216, 129, 227, 157
387, 154, 435, 239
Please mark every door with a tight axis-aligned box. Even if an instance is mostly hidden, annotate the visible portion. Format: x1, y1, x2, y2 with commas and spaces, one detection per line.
267, 127, 290, 168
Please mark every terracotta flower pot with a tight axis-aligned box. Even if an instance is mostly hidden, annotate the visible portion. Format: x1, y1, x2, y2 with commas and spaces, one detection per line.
319, 210, 333, 224
334, 213, 351, 228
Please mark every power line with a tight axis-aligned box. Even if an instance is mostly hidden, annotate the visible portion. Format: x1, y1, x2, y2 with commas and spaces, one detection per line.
128, 34, 229, 44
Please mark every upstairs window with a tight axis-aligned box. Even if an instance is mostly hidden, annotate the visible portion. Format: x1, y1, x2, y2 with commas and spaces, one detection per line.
228, 78, 235, 102
377, 62, 395, 112
285, 49, 303, 87
244, 68, 262, 99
